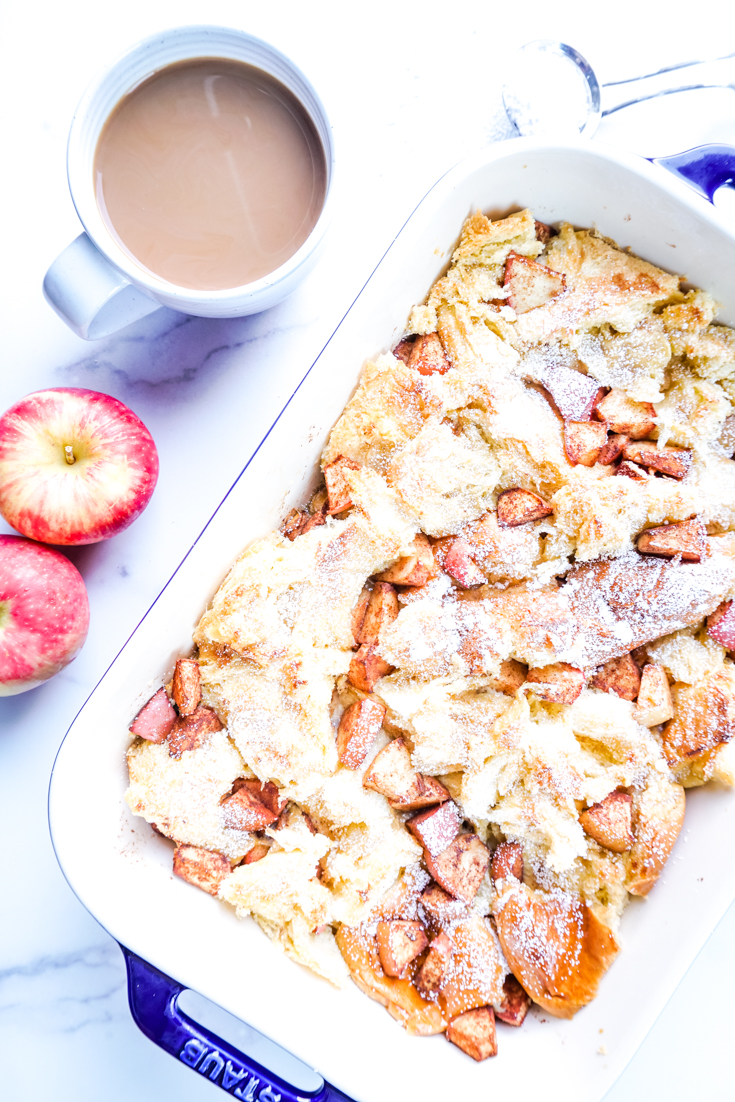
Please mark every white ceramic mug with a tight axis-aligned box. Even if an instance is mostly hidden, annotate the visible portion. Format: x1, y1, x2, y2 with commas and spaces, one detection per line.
43, 25, 335, 341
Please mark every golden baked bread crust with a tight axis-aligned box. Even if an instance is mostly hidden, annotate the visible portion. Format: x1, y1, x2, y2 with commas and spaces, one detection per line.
492, 881, 619, 1018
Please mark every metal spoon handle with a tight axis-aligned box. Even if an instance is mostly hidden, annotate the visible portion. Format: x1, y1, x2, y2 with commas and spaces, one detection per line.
601, 54, 735, 116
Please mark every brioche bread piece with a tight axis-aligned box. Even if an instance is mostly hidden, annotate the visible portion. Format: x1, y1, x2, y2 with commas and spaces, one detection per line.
512, 225, 680, 346
336, 924, 446, 1034
492, 881, 619, 1019
126, 730, 253, 862
322, 354, 444, 470
439, 913, 505, 1020
625, 778, 686, 895
661, 665, 735, 784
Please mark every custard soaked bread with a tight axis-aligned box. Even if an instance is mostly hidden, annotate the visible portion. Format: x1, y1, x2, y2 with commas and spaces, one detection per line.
126, 210, 735, 1060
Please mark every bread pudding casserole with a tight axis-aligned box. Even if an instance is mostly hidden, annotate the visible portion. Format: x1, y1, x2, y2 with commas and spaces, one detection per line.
126, 208, 735, 1062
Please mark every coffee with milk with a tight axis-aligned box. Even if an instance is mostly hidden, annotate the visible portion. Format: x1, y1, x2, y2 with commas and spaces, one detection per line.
94, 58, 327, 290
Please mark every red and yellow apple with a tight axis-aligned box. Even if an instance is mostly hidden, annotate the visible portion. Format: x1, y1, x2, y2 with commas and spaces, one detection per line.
0, 535, 90, 694
0, 388, 158, 545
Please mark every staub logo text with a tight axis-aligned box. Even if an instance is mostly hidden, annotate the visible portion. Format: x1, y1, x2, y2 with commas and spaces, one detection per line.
180, 1039, 282, 1101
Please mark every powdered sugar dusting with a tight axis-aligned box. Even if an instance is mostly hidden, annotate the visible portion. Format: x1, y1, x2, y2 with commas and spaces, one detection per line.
524, 344, 601, 421
413, 802, 462, 857
564, 550, 735, 667
496, 883, 583, 982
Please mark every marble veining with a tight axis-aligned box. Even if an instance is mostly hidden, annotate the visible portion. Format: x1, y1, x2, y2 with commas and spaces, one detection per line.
0, 943, 126, 1035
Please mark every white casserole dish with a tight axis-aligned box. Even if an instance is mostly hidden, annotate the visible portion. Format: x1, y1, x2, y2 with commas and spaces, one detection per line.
49, 137, 735, 1102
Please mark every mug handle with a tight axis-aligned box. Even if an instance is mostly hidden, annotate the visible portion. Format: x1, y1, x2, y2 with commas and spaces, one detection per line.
121, 946, 354, 1102
652, 143, 735, 202
43, 232, 161, 340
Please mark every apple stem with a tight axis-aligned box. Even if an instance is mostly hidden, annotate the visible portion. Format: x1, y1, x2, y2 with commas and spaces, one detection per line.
64, 445, 76, 465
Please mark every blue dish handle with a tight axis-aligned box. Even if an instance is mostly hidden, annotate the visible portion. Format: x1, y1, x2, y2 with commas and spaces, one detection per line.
121, 945, 354, 1102
652, 143, 735, 202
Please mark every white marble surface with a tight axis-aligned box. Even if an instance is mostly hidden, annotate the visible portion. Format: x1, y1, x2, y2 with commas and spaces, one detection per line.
2, 1, 735, 1098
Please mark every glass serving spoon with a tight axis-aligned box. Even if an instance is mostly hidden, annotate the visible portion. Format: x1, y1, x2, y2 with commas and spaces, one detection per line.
502, 39, 735, 139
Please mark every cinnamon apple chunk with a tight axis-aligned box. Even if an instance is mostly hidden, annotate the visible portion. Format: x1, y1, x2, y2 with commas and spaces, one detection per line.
579, 791, 634, 853
168, 706, 223, 757
526, 663, 584, 705
243, 842, 271, 864
323, 455, 360, 514
354, 582, 398, 645
129, 687, 176, 743
351, 586, 371, 646
407, 801, 462, 856
496, 488, 553, 527
594, 389, 656, 439
622, 442, 692, 480
495, 974, 532, 1027
488, 659, 528, 694
636, 519, 707, 562
589, 653, 641, 701
491, 841, 523, 883
348, 644, 394, 692
419, 883, 469, 929
337, 697, 385, 769
597, 432, 628, 466
564, 420, 608, 467
300, 510, 327, 536
376, 534, 437, 586
377, 920, 429, 977
172, 658, 201, 716
408, 332, 451, 376
391, 776, 450, 813
173, 845, 231, 896
707, 600, 735, 650
363, 737, 449, 810
446, 1006, 498, 1061
425, 834, 491, 904
634, 664, 674, 727
504, 252, 566, 313
392, 336, 416, 364
533, 361, 605, 422
363, 736, 418, 800
616, 459, 648, 480
440, 537, 486, 588
282, 509, 308, 541
220, 779, 281, 832
414, 932, 454, 997
250, 779, 288, 817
